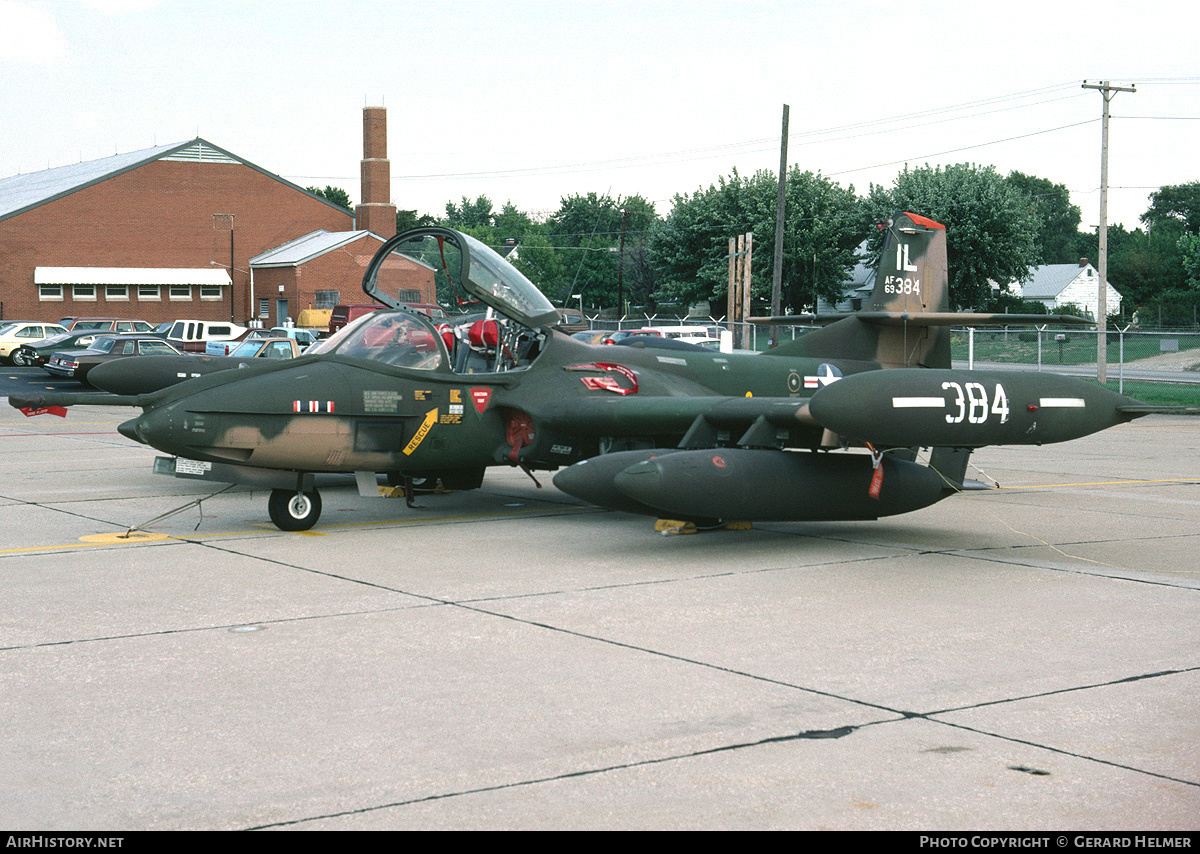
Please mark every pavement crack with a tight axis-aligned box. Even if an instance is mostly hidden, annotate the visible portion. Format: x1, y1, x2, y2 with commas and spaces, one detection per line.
244, 723, 868, 830
927, 665, 1200, 717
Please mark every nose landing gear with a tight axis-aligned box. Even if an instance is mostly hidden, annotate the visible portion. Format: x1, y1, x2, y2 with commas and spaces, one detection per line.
268, 487, 322, 531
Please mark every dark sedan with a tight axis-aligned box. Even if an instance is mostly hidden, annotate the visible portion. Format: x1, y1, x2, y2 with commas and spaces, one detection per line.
42, 334, 182, 384
11, 330, 106, 367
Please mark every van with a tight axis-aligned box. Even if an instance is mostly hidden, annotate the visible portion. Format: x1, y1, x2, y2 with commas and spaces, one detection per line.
328, 304, 382, 336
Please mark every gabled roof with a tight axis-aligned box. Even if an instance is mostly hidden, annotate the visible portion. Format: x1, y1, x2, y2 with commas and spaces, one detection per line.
1021, 263, 1095, 300
844, 248, 877, 295
249, 230, 380, 267
0, 139, 350, 223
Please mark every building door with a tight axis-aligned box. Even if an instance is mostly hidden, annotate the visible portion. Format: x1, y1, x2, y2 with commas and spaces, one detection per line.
276, 299, 288, 326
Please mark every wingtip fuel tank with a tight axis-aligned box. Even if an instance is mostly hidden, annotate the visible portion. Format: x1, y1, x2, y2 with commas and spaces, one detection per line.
808, 369, 1144, 448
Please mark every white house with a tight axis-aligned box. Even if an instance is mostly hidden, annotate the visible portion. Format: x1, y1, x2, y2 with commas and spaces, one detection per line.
816, 241, 875, 313
1009, 259, 1122, 319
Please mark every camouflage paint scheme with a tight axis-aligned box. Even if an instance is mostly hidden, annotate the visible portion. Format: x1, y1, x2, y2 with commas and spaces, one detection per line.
13, 216, 1190, 531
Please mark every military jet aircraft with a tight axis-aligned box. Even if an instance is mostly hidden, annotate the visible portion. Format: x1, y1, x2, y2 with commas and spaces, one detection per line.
12, 214, 1191, 531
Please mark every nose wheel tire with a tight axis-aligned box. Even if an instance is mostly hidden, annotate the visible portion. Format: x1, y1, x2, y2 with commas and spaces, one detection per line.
268, 488, 322, 531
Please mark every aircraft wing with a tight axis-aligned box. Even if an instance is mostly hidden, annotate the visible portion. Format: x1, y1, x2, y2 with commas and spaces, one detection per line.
535, 394, 820, 448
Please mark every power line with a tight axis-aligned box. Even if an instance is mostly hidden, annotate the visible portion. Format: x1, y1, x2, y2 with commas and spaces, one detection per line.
287, 83, 1091, 185
826, 120, 1097, 177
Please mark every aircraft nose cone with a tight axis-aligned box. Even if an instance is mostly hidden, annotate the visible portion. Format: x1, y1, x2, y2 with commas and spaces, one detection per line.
117, 415, 145, 444
117, 407, 178, 450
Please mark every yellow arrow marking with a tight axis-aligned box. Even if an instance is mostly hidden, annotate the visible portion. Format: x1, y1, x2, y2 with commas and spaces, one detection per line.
402, 408, 438, 456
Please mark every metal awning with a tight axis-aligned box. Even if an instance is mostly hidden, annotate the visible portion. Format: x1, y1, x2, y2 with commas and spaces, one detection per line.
34, 267, 231, 286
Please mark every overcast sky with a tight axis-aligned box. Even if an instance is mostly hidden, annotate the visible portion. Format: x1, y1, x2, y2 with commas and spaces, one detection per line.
4, 0, 1198, 232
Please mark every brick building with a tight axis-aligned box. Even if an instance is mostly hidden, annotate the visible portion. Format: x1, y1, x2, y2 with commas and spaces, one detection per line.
0, 107, 423, 327
250, 229, 434, 326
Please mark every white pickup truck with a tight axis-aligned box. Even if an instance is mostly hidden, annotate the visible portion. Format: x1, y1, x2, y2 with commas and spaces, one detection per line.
165, 320, 247, 353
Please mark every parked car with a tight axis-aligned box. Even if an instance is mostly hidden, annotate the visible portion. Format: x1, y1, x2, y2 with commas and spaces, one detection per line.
618, 325, 732, 352
205, 326, 316, 355
225, 337, 305, 360
11, 330, 112, 367
572, 329, 610, 343
598, 330, 640, 345
554, 309, 589, 334
625, 324, 724, 339
1, 322, 71, 364
87, 338, 305, 396
42, 334, 182, 384
59, 317, 156, 333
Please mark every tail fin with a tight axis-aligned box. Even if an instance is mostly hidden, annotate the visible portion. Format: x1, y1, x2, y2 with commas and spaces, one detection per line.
769, 212, 951, 368
865, 212, 949, 315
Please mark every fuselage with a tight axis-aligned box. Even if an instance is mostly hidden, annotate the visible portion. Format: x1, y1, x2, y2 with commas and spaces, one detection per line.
119, 326, 874, 478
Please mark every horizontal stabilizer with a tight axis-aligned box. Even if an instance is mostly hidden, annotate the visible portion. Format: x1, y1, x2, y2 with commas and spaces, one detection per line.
749, 313, 853, 326
754, 312, 1095, 327
9, 391, 144, 412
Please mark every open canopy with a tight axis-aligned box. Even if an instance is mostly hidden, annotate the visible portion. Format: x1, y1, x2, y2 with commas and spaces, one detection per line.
361, 227, 559, 329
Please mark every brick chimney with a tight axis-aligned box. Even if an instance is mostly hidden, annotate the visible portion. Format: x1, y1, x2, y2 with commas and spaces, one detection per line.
355, 106, 397, 238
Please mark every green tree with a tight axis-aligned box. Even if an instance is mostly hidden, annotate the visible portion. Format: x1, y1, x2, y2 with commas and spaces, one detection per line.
306, 185, 353, 211
543, 193, 658, 311
1142, 182, 1200, 234
444, 195, 495, 230
1006, 171, 1083, 264
509, 231, 568, 299
396, 209, 438, 232
492, 202, 536, 241
1178, 231, 1200, 290
651, 167, 863, 313
864, 163, 1040, 310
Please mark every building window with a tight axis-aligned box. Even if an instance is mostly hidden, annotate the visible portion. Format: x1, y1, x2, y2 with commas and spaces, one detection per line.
106, 284, 129, 301
398, 289, 421, 303
169, 285, 191, 300
73, 284, 96, 301
39, 284, 63, 301
199, 285, 223, 300
315, 290, 340, 309
138, 285, 160, 300
259, 298, 269, 318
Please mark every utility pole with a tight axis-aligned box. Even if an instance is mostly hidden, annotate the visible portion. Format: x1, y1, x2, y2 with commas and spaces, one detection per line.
1082, 80, 1135, 384
772, 104, 789, 347
617, 207, 627, 317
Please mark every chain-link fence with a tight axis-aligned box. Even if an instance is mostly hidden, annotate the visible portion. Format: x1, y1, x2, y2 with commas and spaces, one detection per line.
583, 314, 1200, 379
950, 327, 1200, 372
584, 314, 814, 351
